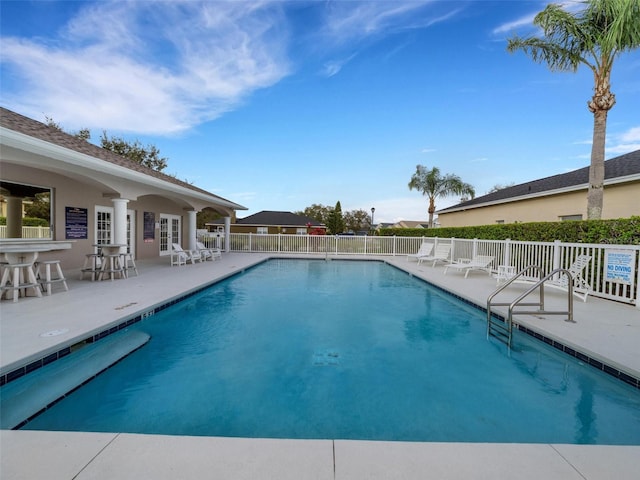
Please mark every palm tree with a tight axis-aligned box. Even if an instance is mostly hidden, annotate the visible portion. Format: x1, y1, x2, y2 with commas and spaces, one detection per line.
507, 0, 640, 219
408, 165, 475, 228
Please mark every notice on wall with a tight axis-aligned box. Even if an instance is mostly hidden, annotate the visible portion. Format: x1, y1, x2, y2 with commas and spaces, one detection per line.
65, 206, 88, 239
605, 249, 635, 285
143, 211, 155, 242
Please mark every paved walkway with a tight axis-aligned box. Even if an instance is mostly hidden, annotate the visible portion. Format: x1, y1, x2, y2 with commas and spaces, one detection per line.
1, 253, 639, 479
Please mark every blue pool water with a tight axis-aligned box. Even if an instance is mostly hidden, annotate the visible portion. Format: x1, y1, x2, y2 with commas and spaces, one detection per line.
23, 259, 640, 444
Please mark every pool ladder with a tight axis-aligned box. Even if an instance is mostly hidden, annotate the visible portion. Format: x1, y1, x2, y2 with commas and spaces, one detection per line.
486, 265, 575, 349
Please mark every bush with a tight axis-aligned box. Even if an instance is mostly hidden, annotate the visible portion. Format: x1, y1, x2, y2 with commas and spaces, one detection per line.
379, 217, 640, 245
0, 216, 49, 227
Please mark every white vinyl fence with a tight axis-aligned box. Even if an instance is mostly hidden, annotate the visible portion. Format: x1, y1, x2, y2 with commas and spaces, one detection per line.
0, 225, 51, 239
223, 233, 640, 307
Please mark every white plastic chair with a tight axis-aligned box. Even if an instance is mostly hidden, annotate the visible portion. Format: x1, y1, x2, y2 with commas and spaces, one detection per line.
444, 255, 495, 278
171, 243, 201, 266
407, 242, 434, 262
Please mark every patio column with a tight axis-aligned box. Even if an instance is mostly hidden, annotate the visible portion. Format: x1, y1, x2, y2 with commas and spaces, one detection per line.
224, 216, 231, 252
5, 196, 23, 238
112, 198, 129, 249
186, 210, 197, 251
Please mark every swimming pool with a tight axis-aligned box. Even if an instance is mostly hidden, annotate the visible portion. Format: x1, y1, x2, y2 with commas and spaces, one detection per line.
21, 259, 640, 444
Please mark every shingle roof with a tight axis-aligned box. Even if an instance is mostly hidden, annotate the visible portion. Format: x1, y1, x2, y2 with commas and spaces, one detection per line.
437, 150, 640, 214
237, 211, 325, 227
0, 107, 241, 207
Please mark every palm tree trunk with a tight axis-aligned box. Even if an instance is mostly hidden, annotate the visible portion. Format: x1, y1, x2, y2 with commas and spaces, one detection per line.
587, 108, 607, 220
428, 196, 436, 228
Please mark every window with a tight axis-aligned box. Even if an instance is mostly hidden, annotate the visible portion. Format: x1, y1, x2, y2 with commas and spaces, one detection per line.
0, 180, 52, 239
560, 215, 582, 221
296, 228, 307, 235
257, 227, 268, 234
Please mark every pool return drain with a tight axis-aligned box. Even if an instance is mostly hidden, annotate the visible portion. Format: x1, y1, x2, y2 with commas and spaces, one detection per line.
313, 349, 340, 366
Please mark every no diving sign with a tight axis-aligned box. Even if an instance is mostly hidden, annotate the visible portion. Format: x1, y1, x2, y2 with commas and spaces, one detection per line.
605, 249, 635, 285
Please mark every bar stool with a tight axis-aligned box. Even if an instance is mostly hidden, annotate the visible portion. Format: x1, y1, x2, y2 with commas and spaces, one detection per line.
80, 253, 102, 281
98, 253, 125, 281
120, 252, 139, 278
35, 260, 69, 295
0, 262, 43, 302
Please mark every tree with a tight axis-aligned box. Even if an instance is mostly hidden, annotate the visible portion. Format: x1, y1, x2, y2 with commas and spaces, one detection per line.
45, 116, 91, 141
44, 116, 167, 171
100, 131, 168, 172
343, 209, 372, 233
296, 204, 333, 225
408, 165, 475, 228
507, 0, 640, 219
326, 201, 346, 235
487, 183, 515, 194
23, 192, 51, 223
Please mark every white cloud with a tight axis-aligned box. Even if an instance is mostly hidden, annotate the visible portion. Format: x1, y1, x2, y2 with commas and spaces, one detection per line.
620, 126, 640, 143
492, 13, 537, 35
1, 1, 290, 134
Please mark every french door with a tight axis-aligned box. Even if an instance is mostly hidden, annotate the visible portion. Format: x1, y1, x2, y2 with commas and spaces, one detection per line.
159, 214, 181, 256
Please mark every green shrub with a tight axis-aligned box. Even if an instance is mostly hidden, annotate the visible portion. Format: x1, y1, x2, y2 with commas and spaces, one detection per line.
379, 217, 640, 245
0, 216, 49, 227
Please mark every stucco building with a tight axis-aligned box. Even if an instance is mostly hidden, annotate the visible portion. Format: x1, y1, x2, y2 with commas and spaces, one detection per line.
0, 108, 246, 268
436, 150, 639, 227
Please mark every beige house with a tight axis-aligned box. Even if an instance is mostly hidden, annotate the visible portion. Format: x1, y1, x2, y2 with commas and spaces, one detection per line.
0, 108, 246, 268
436, 150, 640, 227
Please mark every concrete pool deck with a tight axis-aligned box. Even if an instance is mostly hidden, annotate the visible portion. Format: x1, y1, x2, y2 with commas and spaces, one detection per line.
1, 253, 639, 479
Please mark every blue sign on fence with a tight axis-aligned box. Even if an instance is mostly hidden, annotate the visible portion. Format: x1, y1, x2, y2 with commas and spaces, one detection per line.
605, 249, 634, 285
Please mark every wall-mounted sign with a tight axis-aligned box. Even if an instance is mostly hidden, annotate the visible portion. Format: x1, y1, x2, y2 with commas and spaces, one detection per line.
143, 211, 155, 243
605, 249, 635, 285
65, 206, 88, 239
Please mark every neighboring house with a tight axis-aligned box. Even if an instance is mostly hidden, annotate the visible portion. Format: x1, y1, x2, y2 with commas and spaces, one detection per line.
391, 220, 430, 229
0, 107, 246, 268
207, 211, 326, 235
436, 150, 640, 227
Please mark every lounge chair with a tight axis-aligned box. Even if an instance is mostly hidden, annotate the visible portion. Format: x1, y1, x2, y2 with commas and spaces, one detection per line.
407, 242, 434, 262
546, 255, 592, 302
417, 244, 451, 267
444, 255, 495, 278
171, 243, 201, 266
196, 241, 221, 261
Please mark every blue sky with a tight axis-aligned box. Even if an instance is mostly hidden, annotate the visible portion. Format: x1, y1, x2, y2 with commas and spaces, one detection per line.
1, 0, 639, 223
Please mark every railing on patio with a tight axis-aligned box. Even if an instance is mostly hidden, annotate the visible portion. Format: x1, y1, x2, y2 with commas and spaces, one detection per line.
224, 233, 640, 307
0, 226, 51, 239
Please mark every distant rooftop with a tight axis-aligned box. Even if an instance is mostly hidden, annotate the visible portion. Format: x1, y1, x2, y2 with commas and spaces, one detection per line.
437, 150, 640, 214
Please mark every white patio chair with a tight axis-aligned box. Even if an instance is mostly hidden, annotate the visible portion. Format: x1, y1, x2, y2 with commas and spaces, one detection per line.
444, 255, 495, 278
546, 255, 592, 302
417, 244, 452, 267
171, 243, 201, 266
407, 242, 434, 262
196, 241, 221, 261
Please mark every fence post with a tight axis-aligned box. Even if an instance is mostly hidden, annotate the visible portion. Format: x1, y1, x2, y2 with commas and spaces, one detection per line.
249, 232, 252, 252
552, 240, 562, 277
504, 238, 511, 266
472, 238, 478, 258
636, 249, 640, 309
393, 235, 397, 256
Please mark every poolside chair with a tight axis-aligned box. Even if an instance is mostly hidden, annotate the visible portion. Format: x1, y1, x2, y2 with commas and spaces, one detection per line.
417, 243, 451, 267
196, 242, 221, 261
407, 242, 434, 262
444, 255, 495, 278
546, 255, 592, 302
171, 243, 201, 266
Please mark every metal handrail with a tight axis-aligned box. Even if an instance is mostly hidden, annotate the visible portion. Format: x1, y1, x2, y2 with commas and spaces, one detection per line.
487, 265, 575, 349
